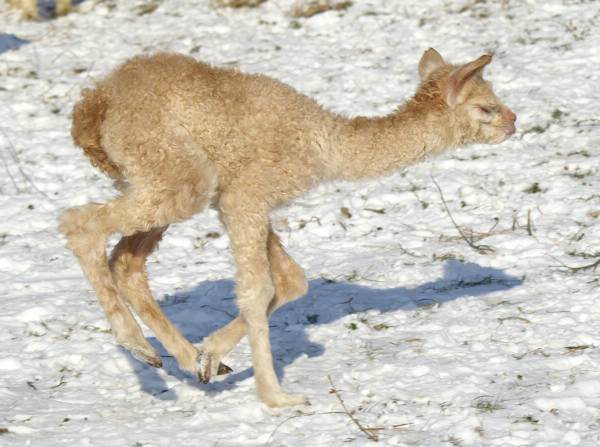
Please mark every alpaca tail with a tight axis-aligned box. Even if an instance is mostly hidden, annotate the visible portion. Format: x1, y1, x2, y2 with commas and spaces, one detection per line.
71, 88, 122, 180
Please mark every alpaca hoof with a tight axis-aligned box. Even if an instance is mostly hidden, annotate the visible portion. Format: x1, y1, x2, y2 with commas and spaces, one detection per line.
263, 392, 309, 408
128, 345, 163, 368
197, 350, 232, 384
218, 362, 234, 375
119, 334, 162, 368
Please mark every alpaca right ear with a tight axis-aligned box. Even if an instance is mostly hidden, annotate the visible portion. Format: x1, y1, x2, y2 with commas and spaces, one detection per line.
418, 48, 446, 80
445, 54, 492, 108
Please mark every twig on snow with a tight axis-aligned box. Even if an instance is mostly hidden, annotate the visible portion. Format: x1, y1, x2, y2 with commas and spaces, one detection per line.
0, 127, 53, 200
526, 209, 534, 236
551, 254, 599, 288
327, 374, 379, 442
560, 257, 600, 273
265, 410, 345, 446
0, 144, 20, 192
572, 258, 600, 272
431, 177, 495, 254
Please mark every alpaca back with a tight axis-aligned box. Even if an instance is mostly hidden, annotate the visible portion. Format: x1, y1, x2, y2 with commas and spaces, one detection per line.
76, 53, 333, 190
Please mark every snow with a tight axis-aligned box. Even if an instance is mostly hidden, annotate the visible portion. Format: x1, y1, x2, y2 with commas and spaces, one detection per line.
0, 0, 599, 445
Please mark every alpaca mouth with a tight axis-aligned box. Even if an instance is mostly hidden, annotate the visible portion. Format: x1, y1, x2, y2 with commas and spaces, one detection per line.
487, 124, 515, 144
489, 127, 514, 144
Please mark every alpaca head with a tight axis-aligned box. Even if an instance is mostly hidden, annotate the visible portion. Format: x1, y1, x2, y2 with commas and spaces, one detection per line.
417, 48, 516, 145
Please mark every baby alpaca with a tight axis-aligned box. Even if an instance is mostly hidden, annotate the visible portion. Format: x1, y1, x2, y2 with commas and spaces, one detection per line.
59, 49, 516, 407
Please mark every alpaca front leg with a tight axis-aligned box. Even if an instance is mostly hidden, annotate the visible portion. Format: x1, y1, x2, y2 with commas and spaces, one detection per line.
217, 196, 307, 407
239, 285, 307, 407
238, 273, 307, 407
198, 229, 308, 383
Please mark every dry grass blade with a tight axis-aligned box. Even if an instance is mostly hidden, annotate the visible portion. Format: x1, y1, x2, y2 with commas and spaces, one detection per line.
567, 258, 600, 272
265, 410, 316, 445
526, 209, 534, 236
431, 177, 495, 254
0, 144, 20, 192
137, 2, 159, 15
564, 345, 591, 354
553, 256, 600, 273
327, 375, 379, 442
212, 0, 266, 8
458, 225, 496, 243
290, 0, 352, 18
0, 127, 52, 200
265, 410, 345, 446
497, 316, 531, 324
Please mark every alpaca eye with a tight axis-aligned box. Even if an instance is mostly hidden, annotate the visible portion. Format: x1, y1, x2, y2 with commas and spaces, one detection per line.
478, 105, 492, 114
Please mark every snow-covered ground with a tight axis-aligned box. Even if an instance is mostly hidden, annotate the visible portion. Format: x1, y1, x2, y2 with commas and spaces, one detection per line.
1, 0, 599, 445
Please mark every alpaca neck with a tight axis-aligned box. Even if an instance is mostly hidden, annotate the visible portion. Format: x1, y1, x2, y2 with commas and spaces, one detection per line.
326, 99, 459, 181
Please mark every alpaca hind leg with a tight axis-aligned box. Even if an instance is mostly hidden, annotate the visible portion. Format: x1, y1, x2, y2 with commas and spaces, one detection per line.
59, 152, 217, 374
110, 227, 232, 376
59, 201, 161, 367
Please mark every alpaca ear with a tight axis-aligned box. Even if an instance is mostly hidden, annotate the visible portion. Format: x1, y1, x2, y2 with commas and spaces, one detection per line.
418, 48, 446, 80
445, 54, 492, 108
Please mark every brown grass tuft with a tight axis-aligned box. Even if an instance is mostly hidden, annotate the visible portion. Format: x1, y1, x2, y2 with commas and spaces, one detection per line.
212, 0, 266, 8
289, 0, 352, 18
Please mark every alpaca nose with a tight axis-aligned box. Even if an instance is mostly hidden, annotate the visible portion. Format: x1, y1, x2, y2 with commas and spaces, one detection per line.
505, 109, 517, 123
503, 109, 517, 135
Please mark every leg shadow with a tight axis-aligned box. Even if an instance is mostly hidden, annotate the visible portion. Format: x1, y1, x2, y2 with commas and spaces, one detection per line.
0, 34, 29, 55
121, 343, 178, 401
130, 260, 522, 396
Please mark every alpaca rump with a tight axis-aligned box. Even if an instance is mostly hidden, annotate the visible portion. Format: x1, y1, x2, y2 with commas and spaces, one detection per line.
59, 49, 516, 407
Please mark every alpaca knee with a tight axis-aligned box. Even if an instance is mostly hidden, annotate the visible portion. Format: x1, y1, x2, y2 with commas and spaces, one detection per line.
58, 205, 91, 237
292, 273, 308, 299
108, 248, 132, 278
109, 230, 161, 277
58, 204, 106, 255
270, 249, 308, 301
276, 269, 308, 302
238, 283, 276, 314
267, 231, 307, 302
236, 277, 275, 316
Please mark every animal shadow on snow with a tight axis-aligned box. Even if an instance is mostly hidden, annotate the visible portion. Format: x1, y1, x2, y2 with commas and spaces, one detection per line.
126, 260, 522, 400
0, 34, 29, 54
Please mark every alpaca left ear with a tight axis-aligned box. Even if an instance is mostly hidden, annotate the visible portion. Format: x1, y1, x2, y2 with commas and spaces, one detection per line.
418, 48, 446, 80
445, 54, 492, 108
